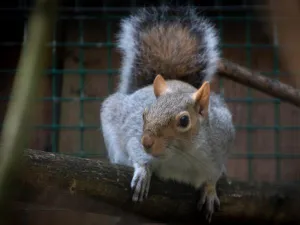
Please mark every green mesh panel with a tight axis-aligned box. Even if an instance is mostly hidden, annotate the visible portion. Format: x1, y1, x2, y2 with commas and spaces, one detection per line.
0, 0, 299, 183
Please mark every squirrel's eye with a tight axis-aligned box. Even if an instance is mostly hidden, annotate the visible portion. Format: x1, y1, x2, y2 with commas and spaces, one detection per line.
178, 115, 189, 128
175, 111, 191, 132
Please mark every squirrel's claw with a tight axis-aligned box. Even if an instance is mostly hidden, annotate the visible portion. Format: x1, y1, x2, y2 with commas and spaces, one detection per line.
131, 164, 152, 202
197, 183, 220, 223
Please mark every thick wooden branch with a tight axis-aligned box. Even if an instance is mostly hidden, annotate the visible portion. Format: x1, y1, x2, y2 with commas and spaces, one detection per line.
16, 149, 300, 224
218, 59, 300, 107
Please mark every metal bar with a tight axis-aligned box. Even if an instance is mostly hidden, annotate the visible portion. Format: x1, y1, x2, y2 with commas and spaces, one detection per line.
245, 13, 253, 181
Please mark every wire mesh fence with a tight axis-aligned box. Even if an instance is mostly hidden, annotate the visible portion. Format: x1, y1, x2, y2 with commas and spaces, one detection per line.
0, 0, 299, 184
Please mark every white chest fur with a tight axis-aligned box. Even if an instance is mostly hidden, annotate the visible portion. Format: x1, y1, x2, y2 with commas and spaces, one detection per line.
151, 148, 220, 189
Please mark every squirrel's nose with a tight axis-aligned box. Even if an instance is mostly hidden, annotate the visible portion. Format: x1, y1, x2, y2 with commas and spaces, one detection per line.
141, 133, 154, 150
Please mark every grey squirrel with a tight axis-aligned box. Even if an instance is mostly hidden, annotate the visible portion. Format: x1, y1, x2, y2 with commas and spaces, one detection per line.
100, 6, 235, 223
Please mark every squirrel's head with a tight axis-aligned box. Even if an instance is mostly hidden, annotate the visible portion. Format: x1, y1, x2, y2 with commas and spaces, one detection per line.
141, 75, 210, 158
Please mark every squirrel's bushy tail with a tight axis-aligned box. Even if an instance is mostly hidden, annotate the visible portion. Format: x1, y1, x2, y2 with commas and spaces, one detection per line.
116, 6, 220, 94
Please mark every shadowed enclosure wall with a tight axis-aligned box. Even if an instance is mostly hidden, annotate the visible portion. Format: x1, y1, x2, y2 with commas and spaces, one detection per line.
0, 0, 299, 188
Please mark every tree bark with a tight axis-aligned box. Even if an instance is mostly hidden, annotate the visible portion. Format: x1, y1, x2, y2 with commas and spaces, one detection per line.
218, 59, 300, 107
16, 149, 300, 224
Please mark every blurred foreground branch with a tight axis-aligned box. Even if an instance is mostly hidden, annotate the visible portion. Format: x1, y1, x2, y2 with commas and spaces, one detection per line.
0, 0, 58, 220
218, 59, 300, 107
17, 149, 300, 224
266, 0, 300, 88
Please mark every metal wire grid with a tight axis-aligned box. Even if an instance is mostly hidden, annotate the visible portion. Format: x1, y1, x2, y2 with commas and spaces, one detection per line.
0, 0, 298, 182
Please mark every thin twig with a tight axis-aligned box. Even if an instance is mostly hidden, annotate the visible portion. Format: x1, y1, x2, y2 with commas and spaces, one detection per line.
218, 59, 300, 107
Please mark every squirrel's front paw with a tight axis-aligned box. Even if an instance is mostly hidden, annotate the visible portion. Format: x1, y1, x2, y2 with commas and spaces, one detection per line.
197, 182, 220, 223
131, 164, 152, 202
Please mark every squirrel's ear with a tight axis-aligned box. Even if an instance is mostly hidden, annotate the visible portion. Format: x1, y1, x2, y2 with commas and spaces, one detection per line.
153, 74, 168, 97
192, 81, 210, 116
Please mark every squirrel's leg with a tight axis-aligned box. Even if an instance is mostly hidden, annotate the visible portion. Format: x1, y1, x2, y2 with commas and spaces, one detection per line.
126, 137, 153, 202
131, 162, 152, 202
197, 181, 220, 223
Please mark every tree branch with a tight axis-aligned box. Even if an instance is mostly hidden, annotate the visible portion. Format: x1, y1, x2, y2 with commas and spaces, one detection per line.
17, 149, 300, 224
218, 59, 300, 107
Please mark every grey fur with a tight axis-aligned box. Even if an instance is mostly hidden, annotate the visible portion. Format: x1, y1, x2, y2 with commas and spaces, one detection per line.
116, 6, 220, 94
100, 6, 234, 222
101, 80, 235, 188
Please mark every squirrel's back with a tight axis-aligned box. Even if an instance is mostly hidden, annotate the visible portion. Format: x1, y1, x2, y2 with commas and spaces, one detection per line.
117, 6, 220, 94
